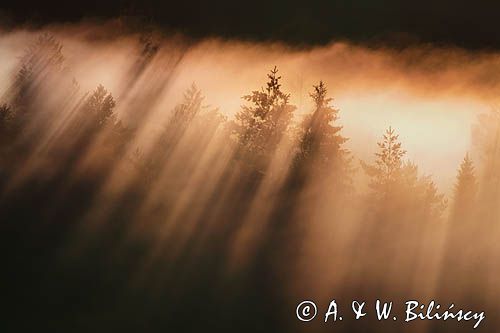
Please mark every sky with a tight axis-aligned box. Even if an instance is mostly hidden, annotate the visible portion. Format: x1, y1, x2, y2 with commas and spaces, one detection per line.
1, 0, 500, 49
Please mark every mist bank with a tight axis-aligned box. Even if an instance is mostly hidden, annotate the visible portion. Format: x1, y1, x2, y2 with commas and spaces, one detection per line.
1, 21, 498, 190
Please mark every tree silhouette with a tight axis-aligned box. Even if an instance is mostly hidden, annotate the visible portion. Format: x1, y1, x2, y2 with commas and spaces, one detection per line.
0, 104, 13, 162
0, 104, 12, 136
450, 153, 477, 223
362, 126, 406, 200
161, 83, 224, 155
472, 108, 500, 224
10, 34, 65, 112
362, 127, 445, 221
136, 83, 225, 185
231, 66, 295, 173
160, 83, 205, 149
0, 34, 68, 146
416, 172, 446, 221
439, 153, 480, 307
297, 81, 348, 169
83, 85, 117, 129
58, 84, 126, 169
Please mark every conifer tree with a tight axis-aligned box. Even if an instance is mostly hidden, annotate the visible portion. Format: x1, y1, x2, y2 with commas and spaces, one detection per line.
158, 83, 224, 155
231, 67, 295, 173
416, 174, 446, 221
362, 127, 445, 220
83, 85, 117, 130
472, 109, 500, 223
0, 104, 13, 156
362, 126, 406, 200
164, 83, 204, 143
291, 81, 352, 195
137, 84, 225, 183
2, 34, 67, 140
450, 153, 477, 223
11, 34, 65, 111
64, 84, 124, 157
0, 104, 12, 136
297, 81, 347, 169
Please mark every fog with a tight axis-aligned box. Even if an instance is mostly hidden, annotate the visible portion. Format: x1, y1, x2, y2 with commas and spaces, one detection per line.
1, 20, 499, 332
2, 23, 495, 190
